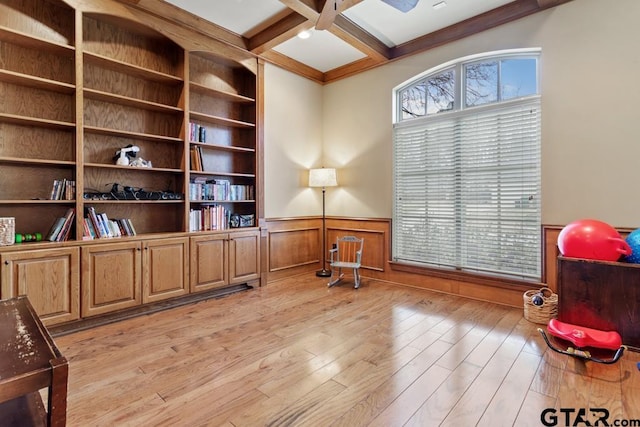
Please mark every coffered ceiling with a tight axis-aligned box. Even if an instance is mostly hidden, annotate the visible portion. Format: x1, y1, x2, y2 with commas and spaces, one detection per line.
126, 0, 571, 84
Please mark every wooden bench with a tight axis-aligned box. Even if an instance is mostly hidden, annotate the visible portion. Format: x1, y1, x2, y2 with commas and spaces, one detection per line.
0, 296, 68, 426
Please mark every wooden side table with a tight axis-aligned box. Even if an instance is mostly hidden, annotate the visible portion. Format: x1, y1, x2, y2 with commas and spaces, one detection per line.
0, 296, 68, 426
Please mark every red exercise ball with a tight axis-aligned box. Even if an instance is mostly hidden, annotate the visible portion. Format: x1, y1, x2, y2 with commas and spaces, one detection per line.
557, 219, 632, 261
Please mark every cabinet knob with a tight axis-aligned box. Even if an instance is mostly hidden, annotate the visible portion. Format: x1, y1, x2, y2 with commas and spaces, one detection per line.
4, 260, 8, 265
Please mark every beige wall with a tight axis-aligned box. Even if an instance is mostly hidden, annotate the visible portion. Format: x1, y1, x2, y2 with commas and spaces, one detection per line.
264, 64, 324, 217
265, 0, 640, 228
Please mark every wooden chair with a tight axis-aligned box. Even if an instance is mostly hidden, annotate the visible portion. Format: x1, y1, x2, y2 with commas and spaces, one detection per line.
328, 236, 364, 289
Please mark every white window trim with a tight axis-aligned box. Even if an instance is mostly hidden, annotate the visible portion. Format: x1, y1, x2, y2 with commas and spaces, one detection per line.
392, 48, 541, 124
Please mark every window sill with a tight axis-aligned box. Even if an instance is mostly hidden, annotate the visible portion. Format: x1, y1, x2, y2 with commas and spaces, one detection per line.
389, 260, 541, 292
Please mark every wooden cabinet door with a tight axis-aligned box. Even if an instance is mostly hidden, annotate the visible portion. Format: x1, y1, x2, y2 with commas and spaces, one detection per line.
81, 242, 142, 317
143, 237, 189, 303
229, 230, 260, 285
1, 248, 80, 326
190, 234, 228, 292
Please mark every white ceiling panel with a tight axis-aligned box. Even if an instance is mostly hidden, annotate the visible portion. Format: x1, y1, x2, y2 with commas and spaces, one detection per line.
273, 29, 367, 73
164, 0, 288, 36
343, 0, 515, 47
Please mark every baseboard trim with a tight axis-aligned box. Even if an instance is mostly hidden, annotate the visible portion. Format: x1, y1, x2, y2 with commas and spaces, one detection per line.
48, 284, 252, 337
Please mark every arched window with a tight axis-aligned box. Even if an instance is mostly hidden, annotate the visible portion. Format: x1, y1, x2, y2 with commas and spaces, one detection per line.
393, 49, 541, 281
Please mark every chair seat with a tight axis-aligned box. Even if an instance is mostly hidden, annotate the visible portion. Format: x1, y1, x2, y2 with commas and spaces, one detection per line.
331, 261, 360, 269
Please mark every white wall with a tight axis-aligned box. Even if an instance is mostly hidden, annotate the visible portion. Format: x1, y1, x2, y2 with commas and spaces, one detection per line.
265, 0, 640, 227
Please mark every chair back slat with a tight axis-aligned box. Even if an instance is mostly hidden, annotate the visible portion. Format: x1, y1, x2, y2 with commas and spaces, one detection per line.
336, 236, 362, 264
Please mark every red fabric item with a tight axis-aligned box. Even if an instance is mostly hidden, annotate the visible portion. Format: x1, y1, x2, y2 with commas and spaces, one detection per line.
547, 318, 622, 350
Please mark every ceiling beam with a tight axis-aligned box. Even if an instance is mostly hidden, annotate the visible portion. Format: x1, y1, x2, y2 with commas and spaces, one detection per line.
278, 0, 389, 60
248, 12, 312, 54
537, 0, 567, 8
260, 50, 326, 84
391, 0, 548, 59
331, 15, 389, 61
119, 0, 247, 50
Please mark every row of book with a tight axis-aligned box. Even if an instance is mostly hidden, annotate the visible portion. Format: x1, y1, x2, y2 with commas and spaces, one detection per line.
50, 179, 76, 200
189, 205, 231, 231
190, 146, 204, 171
83, 206, 137, 239
45, 208, 76, 242
189, 178, 254, 201
189, 122, 207, 143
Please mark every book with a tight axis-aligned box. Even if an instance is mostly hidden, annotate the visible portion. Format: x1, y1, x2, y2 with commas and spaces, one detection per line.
98, 213, 113, 238
45, 217, 66, 241
82, 218, 94, 240
84, 217, 97, 239
55, 208, 75, 242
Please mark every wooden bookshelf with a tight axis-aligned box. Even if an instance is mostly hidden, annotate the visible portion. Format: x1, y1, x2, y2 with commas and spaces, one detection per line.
0, 0, 262, 325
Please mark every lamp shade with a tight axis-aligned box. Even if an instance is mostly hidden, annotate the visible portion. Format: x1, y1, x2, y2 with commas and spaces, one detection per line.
309, 168, 337, 188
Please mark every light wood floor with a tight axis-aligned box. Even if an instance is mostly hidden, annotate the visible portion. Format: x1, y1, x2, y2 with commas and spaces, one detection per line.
54, 275, 640, 426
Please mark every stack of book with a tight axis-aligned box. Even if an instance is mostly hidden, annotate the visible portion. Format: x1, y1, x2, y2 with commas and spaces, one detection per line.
189, 122, 207, 142
45, 208, 75, 242
83, 207, 136, 239
189, 205, 230, 231
50, 179, 76, 200
190, 146, 203, 171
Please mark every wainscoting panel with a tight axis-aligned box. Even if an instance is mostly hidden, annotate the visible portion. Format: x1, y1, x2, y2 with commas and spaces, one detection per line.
264, 218, 587, 308
265, 218, 322, 281
327, 225, 388, 272
269, 227, 319, 271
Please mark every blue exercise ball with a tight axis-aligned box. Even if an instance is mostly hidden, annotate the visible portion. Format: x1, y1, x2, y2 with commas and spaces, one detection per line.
625, 228, 640, 263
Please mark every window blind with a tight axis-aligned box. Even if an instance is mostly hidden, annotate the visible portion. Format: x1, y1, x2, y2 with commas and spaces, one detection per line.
393, 97, 541, 280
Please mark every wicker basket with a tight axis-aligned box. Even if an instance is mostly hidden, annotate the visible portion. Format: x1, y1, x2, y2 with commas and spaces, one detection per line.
0, 217, 15, 246
523, 287, 558, 324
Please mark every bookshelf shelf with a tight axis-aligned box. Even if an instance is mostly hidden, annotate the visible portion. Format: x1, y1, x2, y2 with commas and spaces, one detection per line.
0, 157, 75, 167
189, 82, 254, 103
0, 113, 75, 130
189, 111, 255, 129
189, 171, 256, 178
0, 69, 75, 93
84, 163, 183, 174
83, 51, 183, 85
83, 126, 183, 144
190, 141, 255, 153
84, 88, 184, 114
84, 200, 183, 205
0, 200, 76, 205
0, 25, 75, 55
190, 200, 255, 204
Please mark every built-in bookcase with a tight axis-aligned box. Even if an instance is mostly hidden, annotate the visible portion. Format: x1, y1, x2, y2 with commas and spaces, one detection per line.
0, 0, 77, 235
188, 52, 257, 230
81, 13, 186, 235
0, 0, 259, 241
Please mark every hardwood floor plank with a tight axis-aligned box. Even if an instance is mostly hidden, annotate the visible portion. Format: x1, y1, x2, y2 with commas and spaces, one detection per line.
262, 380, 347, 427
51, 276, 637, 426
555, 368, 592, 411
588, 372, 624, 424
367, 364, 451, 426
438, 318, 530, 426
329, 340, 452, 427
404, 361, 482, 427
476, 350, 542, 426
465, 309, 524, 367
512, 390, 556, 427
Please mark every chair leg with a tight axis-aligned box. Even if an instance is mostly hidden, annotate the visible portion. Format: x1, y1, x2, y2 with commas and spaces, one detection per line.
353, 268, 360, 289
328, 267, 343, 287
